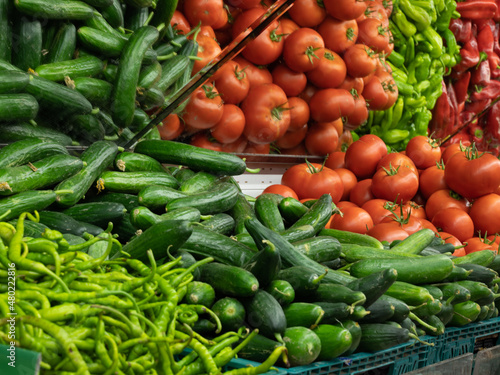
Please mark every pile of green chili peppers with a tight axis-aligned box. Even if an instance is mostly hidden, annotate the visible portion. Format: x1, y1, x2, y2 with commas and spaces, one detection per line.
358, 0, 461, 150
0, 211, 286, 375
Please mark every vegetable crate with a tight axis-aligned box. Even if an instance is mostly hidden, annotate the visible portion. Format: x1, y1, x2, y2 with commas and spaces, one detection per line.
404, 353, 474, 375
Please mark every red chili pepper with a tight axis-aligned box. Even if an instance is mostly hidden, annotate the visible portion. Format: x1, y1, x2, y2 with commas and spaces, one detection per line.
449, 18, 473, 43
466, 98, 493, 114
454, 36, 481, 72
468, 121, 484, 144
494, 24, 500, 55
453, 71, 471, 108
429, 81, 452, 139
486, 100, 500, 139
487, 51, 500, 78
494, 0, 500, 21
471, 59, 491, 87
477, 21, 495, 53
471, 79, 500, 101
456, 0, 498, 20
447, 129, 472, 147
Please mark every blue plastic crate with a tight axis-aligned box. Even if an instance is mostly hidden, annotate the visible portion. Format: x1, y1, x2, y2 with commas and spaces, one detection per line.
223, 357, 288, 375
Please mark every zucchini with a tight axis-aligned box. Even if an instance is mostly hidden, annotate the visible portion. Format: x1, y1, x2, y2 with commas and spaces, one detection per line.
255, 193, 285, 232
62, 201, 127, 228
72, 77, 113, 108
199, 262, 259, 298
387, 228, 436, 255
211, 297, 246, 332
292, 236, 342, 263
14, 0, 95, 19
179, 171, 220, 195
0, 71, 29, 94
133, 140, 247, 176
97, 170, 179, 194
449, 301, 481, 326
0, 190, 58, 221
137, 185, 187, 212
0, 94, 39, 122
313, 324, 352, 361
0, 138, 69, 169
11, 17, 42, 71
276, 266, 326, 298
278, 197, 308, 225
45, 23, 77, 64
319, 228, 384, 249
359, 298, 396, 323
183, 281, 216, 308
265, 280, 295, 307
200, 213, 235, 235
452, 250, 496, 267
313, 302, 352, 323
358, 323, 412, 352
347, 267, 399, 307
282, 327, 321, 367
307, 283, 366, 306
38, 210, 88, 237
283, 302, 325, 329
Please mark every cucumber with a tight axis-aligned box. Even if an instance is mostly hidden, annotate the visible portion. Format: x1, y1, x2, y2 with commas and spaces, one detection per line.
347, 268, 399, 307
56, 140, 118, 207
228, 193, 256, 235
77, 26, 126, 57
457, 263, 498, 284
200, 213, 235, 235
0, 71, 29, 93
450, 301, 481, 326
436, 299, 455, 325
419, 314, 445, 336
455, 280, 495, 302
442, 265, 472, 282
97, 171, 179, 194
265, 280, 295, 307
242, 240, 281, 288
133, 140, 247, 176
101, 0, 124, 28
284, 302, 325, 329
86, 192, 139, 211
0, 93, 39, 122
307, 283, 366, 306
72, 77, 113, 108
111, 25, 159, 127
349, 254, 454, 284
179, 171, 220, 195
112, 213, 136, 242
341, 320, 362, 355
379, 295, 410, 323
343, 245, 420, 263
313, 302, 352, 323
421, 285, 444, 300
0, 0, 12, 62
138, 61, 162, 89
150, 0, 177, 28
276, 266, 326, 298
166, 182, 239, 215
172, 167, 196, 183
319, 228, 385, 249
124, 5, 149, 31
435, 282, 471, 304
385, 281, 435, 306
69, 113, 105, 145
80, 0, 112, 7
198, 262, 259, 298
359, 298, 396, 323
292, 236, 341, 263
387, 228, 436, 255
282, 327, 321, 367
12, 17, 42, 71
111, 220, 193, 262
35, 55, 104, 81
45, 23, 77, 64
211, 297, 246, 332
313, 324, 352, 361
62, 201, 127, 228
358, 323, 411, 352
476, 304, 490, 321
9, 219, 49, 238
243, 289, 286, 339
410, 298, 443, 317
0, 138, 69, 169
452, 250, 496, 267
137, 185, 187, 211
236, 334, 285, 364
183, 281, 216, 308
347, 305, 370, 320
38, 210, 88, 237
255, 193, 285, 232
131, 206, 200, 230
0, 154, 84, 195
14, 0, 95, 19
0, 122, 72, 146
278, 197, 308, 225
0, 190, 58, 221
155, 55, 190, 92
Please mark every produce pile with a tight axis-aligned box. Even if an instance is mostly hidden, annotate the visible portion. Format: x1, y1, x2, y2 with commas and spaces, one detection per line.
1, 137, 500, 372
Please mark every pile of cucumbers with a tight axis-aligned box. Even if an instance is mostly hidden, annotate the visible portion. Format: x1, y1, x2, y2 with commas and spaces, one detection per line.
1, 137, 500, 369
0, 0, 193, 145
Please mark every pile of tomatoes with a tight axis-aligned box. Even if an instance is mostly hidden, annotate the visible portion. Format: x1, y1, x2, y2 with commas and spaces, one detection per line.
158, 0, 398, 156
262, 134, 500, 256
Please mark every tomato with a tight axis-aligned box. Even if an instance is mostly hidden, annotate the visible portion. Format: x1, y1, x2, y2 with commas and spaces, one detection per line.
221, 136, 248, 153
367, 222, 409, 243
271, 63, 307, 97
288, 0, 327, 27
240, 83, 290, 144
262, 184, 299, 199
192, 34, 222, 75
306, 50, 346, 91
210, 104, 245, 144
441, 143, 466, 164
377, 71, 398, 110
444, 146, 500, 200
338, 75, 365, 94
304, 122, 339, 156
359, 2, 390, 26
280, 142, 308, 155
184, 0, 224, 27
376, 152, 418, 175
330, 206, 374, 234
357, 18, 392, 55
345, 94, 369, 130
405, 136, 442, 170
361, 198, 393, 224
323, 0, 367, 21
199, 25, 217, 39
362, 75, 389, 110
345, 134, 388, 179
281, 163, 344, 202
158, 114, 183, 141
437, 231, 463, 247
420, 219, 438, 233
211, 7, 229, 30
214, 60, 250, 104
232, 8, 284, 65
334, 168, 357, 201
317, 16, 358, 54
309, 88, 355, 122
343, 44, 377, 78
337, 129, 354, 152
233, 56, 273, 88
182, 84, 224, 129
431, 208, 474, 242
325, 151, 346, 169
275, 124, 308, 150
280, 18, 300, 39
190, 131, 223, 151
287, 96, 310, 132
350, 178, 375, 207
403, 201, 426, 221
381, 214, 423, 235
226, 0, 261, 10
469, 193, 500, 235
282, 28, 325, 73
170, 10, 191, 35
243, 141, 271, 155
463, 237, 496, 254
425, 189, 469, 221
297, 82, 318, 104
371, 164, 419, 204
418, 164, 447, 199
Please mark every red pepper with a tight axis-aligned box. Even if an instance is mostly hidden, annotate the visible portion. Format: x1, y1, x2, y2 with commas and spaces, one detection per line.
486, 100, 500, 139
429, 81, 452, 139
494, 24, 500, 55
477, 21, 495, 53
468, 121, 484, 144
494, 0, 500, 21
449, 18, 473, 44
471, 79, 500, 101
470, 59, 491, 87
466, 98, 493, 114
488, 51, 500, 78
456, 0, 498, 20
453, 71, 471, 109
447, 129, 472, 147
454, 36, 481, 72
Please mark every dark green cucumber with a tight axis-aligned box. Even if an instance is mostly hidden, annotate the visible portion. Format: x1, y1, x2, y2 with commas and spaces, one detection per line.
124, 5, 149, 31
347, 305, 370, 320
45, 23, 76, 64
131, 206, 200, 230
211, 297, 246, 332
243, 289, 286, 339
359, 298, 396, 323
358, 323, 411, 352
0, 154, 84, 195
278, 197, 308, 225
449, 301, 481, 326
128, 107, 150, 133
436, 299, 455, 325
86, 192, 139, 212
150, 0, 177, 27
266, 280, 295, 307
282, 326, 321, 367
341, 320, 362, 356
0, 122, 73, 146
419, 314, 445, 336
455, 280, 494, 302
442, 265, 473, 282
80, 0, 112, 7
77, 26, 126, 57
313, 324, 352, 361
255, 193, 285, 232
0, 190, 58, 221
319, 228, 385, 249
313, 302, 352, 323
112, 213, 136, 242
166, 182, 239, 215
11, 17, 42, 71
0, 0, 12, 62
307, 283, 366, 306
155, 55, 190, 92
72, 77, 113, 108
242, 240, 281, 288
138, 61, 162, 89
38, 210, 88, 236
277, 266, 326, 299
101, 0, 124, 28
387, 228, 436, 255
84, 12, 127, 42
0, 139, 69, 169
134, 140, 247, 176
14, 0, 95, 19
198, 262, 259, 298
183, 281, 216, 308
0, 94, 39, 122
410, 298, 443, 317
11, 219, 49, 238
111, 25, 159, 127
181, 226, 255, 267
283, 302, 325, 329
172, 167, 196, 183
457, 263, 498, 284
35, 55, 104, 81
291, 236, 341, 263
179, 171, 220, 195
232, 233, 258, 251
229, 193, 256, 235
488, 255, 500, 273
62, 201, 127, 228
97, 171, 179, 194
0, 71, 29, 93
111, 219, 193, 262
347, 268, 399, 307
422, 285, 444, 300
137, 185, 187, 211
236, 334, 285, 364
93, 107, 119, 136
452, 250, 496, 267
56, 140, 118, 207
385, 281, 435, 306
476, 304, 490, 321
200, 213, 235, 235
379, 295, 411, 323
69, 113, 105, 145
349, 254, 454, 285
114, 152, 165, 173
435, 282, 471, 304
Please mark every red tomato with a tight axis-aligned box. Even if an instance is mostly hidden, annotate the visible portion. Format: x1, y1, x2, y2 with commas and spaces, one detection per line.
337, 201, 359, 211
298, 82, 318, 104
330, 206, 374, 234
463, 238, 495, 254
199, 25, 217, 39
304, 122, 339, 156
226, 0, 261, 10
182, 84, 224, 129
350, 178, 375, 207
281, 163, 344, 202
441, 143, 465, 164
262, 184, 299, 199
376, 152, 418, 175
233, 56, 273, 88
283, 28, 325, 72
243, 141, 271, 155
419, 164, 447, 199
287, 97, 310, 132
377, 71, 398, 110
357, 18, 393, 54
403, 201, 427, 221
214, 60, 249, 104
437, 231, 463, 247
210, 104, 245, 144
193, 34, 222, 74
362, 75, 388, 110
367, 222, 409, 243
345, 94, 369, 130
337, 129, 354, 152
271, 64, 307, 97
334, 168, 357, 201
221, 136, 248, 153
317, 16, 358, 54
431, 208, 474, 242
211, 7, 229, 30
275, 124, 308, 150
371, 163, 419, 204
469, 193, 500, 236
345, 134, 388, 179
280, 142, 308, 156
280, 18, 300, 39
338, 75, 365, 94
240, 83, 290, 144
420, 219, 438, 233
306, 49, 346, 89
381, 214, 423, 235
361, 198, 393, 224
323, 0, 367, 21
425, 189, 470, 221
170, 10, 191, 35
190, 131, 223, 151
325, 151, 346, 169
405, 136, 442, 170
444, 146, 500, 200
184, 0, 224, 27
309, 88, 355, 122
158, 114, 183, 141
288, 0, 327, 27
342, 44, 378, 78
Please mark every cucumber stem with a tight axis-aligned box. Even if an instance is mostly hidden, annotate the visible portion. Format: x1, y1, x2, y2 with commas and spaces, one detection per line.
408, 333, 435, 346
408, 312, 438, 332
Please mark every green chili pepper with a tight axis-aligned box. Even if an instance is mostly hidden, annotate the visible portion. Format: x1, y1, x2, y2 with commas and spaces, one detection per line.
436, 1, 457, 31
390, 97, 405, 128
381, 106, 394, 134
407, 54, 424, 85
414, 108, 433, 134
415, 80, 431, 93
399, 0, 432, 31
392, 9, 417, 38
383, 129, 411, 144
412, 1, 437, 23
388, 50, 406, 68
406, 35, 416, 63
421, 27, 443, 58
405, 96, 427, 109
394, 79, 414, 96
415, 53, 432, 81
388, 20, 407, 46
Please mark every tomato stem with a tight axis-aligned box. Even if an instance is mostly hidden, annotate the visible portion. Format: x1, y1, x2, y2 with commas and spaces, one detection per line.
305, 46, 322, 65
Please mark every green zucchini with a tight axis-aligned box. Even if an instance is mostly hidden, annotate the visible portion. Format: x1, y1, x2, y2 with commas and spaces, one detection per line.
265, 280, 295, 307
0, 190, 58, 221
14, 0, 95, 19
62, 201, 127, 228
198, 262, 259, 298
211, 297, 246, 332
347, 267, 399, 307
358, 323, 412, 352
307, 283, 366, 306
0, 94, 39, 122
97, 170, 179, 194
449, 301, 481, 326
45, 23, 77, 64
72, 77, 113, 108
387, 228, 436, 255
200, 213, 235, 235
291, 236, 342, 263
11, 17, 42, 71
0, 71, 29, 93
255, 193, 285, 232
137, 185, 187, 211
0, 122, 73, 146
0, 138, 69, 169
183, 281, 216, 308
452, 250, 496, 267
38, 210, 88, 237
313, 324, 352, 361
278, 197, 308, 225
282, 327, 321, 366
313, 302, 352, 323
319, 228, 385, 249
243, 289, 286, 339
35, 55, 104, 81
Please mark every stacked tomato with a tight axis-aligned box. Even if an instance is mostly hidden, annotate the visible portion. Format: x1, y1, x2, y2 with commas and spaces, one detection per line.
158, 0, 398, 156
266, 134, 500, 256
